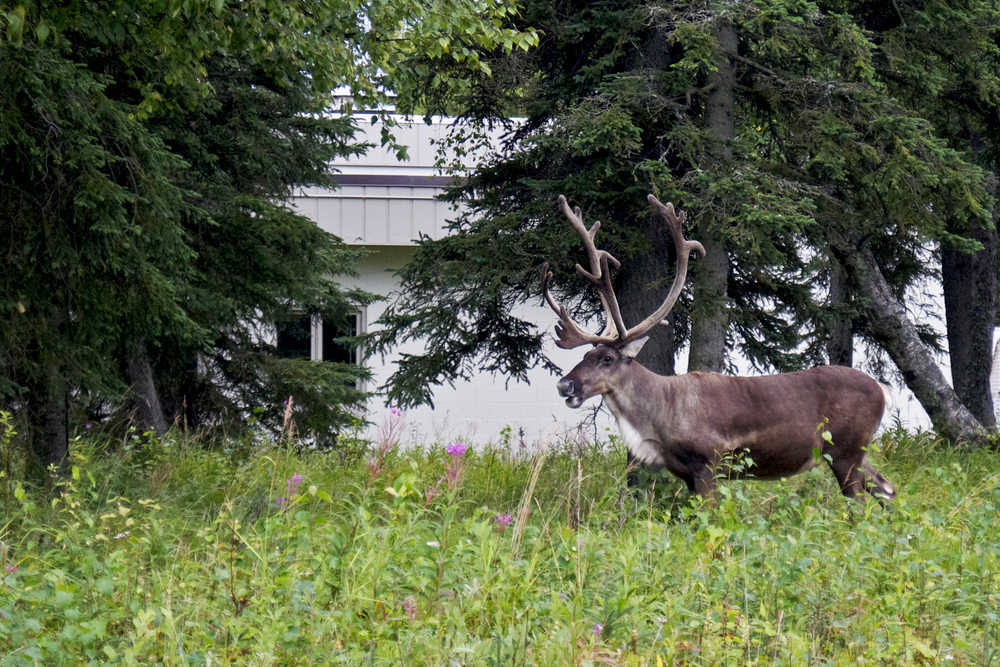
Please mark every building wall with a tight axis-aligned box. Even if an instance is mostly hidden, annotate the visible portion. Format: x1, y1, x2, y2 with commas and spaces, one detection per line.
343, 247, 611, 445
992, 336, 1000, 422
290, 182, 456, 245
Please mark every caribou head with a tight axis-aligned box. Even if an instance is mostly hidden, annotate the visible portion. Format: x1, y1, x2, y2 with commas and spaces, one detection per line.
542, 194, 895, 502
542, 194, 703, 409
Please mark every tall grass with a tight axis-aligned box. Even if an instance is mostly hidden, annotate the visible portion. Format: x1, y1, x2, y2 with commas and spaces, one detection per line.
0, 418, 998, 665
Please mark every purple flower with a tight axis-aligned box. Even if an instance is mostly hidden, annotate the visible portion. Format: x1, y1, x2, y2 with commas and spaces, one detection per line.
5, 564, 17, 574
401, 595, 418, 621
280, 474, 303, 507
496, 513, 513, 527
446, 442, 467, 457
390, 407, 402, 417
85, 423, 92, 430
593, 623, 603, 637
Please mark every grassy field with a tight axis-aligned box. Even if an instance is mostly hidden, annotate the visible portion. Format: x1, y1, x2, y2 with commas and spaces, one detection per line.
1, 415, 998, 665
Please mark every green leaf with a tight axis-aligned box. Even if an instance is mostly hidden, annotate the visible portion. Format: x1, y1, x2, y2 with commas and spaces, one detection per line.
53, 588, 74, 608
5, 6, 26, 46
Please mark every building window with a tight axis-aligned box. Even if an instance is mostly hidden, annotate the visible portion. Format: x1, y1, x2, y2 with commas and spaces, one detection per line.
276, 310, 365, 365
322, 313, 362, 364
275, 314, 313, 360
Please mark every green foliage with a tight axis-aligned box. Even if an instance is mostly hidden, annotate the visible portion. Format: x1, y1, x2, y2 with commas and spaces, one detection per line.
0, 0, 538, 450
372, 0, 997, 406
1, 426, 998, 663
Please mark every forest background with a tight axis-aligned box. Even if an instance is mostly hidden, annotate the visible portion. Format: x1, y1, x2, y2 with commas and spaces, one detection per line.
2, 0, 999, 481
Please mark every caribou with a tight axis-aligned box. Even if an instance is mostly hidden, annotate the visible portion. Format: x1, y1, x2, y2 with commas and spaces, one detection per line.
541, 194, 896, 502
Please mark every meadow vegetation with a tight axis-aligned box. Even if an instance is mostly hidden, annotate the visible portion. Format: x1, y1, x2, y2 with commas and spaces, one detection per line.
1, 411, 998, 665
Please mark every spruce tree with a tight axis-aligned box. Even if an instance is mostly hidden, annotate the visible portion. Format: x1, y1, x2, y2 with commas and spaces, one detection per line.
373, 0, 994, 443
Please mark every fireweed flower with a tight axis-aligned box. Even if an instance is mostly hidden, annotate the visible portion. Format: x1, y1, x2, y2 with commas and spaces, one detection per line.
443, 442, 468, 490
401, 595, 418, 621
5, 564, 17, 574
369, 409, 403, 484
496, 513, 513, 527
593, 623, 603, 638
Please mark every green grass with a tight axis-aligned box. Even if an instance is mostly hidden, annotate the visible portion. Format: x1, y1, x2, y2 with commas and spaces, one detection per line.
1, 421, 998, 665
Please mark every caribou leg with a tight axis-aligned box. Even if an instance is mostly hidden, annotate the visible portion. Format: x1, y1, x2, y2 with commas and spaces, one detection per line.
626, 450, 640, 489
690, 467, 718, 502
860, 461, 896, 501
828, 454, 896, 504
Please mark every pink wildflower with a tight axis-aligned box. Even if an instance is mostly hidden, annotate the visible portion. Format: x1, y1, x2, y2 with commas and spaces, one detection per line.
446, 441, 467, 457
368, 409, 402, 485
496, 513, 513, 527
5, 564, 18, 573
401, 595, 418, 621
423, 478, 444, 505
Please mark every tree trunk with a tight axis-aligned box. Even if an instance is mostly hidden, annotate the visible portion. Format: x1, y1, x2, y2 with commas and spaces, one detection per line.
826, 257, 854, 366
688, 233, 729, 372
828, 232, 987, 445
687, 18, 736, 373
617, 214, 677, 488
126, 338, 168, 435
26, 363, 69, 483
941, 223, 997, 428
617, 214, 678, 377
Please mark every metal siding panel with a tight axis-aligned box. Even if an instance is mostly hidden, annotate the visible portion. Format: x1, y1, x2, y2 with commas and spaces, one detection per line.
364, 195, 390, 244
413, 123, 435, 165
341, 199, 368, 243
434, 199, 454, 239
288, 196, 317, 222
412, 199, 438, 239
313, 197, 341, 237
340, 198, 366, 243
388, 197, 414, 244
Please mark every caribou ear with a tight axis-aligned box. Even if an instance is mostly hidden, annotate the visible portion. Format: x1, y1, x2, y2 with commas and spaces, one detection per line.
620, 336, 649, 359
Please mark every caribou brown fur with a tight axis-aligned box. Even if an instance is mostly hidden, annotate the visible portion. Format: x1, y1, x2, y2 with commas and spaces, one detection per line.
544, 195, 895, 502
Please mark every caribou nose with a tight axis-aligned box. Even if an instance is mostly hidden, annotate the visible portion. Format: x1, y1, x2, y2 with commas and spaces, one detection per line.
557, 377, 577, 397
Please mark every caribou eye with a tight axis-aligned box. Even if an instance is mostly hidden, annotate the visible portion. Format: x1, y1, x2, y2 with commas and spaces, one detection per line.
601, 355, 614, 365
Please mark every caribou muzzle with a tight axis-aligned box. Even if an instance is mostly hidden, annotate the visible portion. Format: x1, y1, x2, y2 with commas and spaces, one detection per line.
557, 377, 584, 408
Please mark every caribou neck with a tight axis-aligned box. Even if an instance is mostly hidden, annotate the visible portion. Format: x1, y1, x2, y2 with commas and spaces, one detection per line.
604, 361, 675, 426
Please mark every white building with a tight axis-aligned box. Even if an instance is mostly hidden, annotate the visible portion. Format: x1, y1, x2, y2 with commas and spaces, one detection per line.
993, 338, 1000, 420
289, 113, 999, 444
289, 115, 596, 445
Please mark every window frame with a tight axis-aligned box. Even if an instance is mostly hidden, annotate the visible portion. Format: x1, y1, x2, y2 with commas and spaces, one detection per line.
274, 308, 367, 390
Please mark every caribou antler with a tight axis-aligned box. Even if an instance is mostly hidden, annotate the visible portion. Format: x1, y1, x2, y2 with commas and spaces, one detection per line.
622, 194, 706, 341
541, 193, 705, 349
